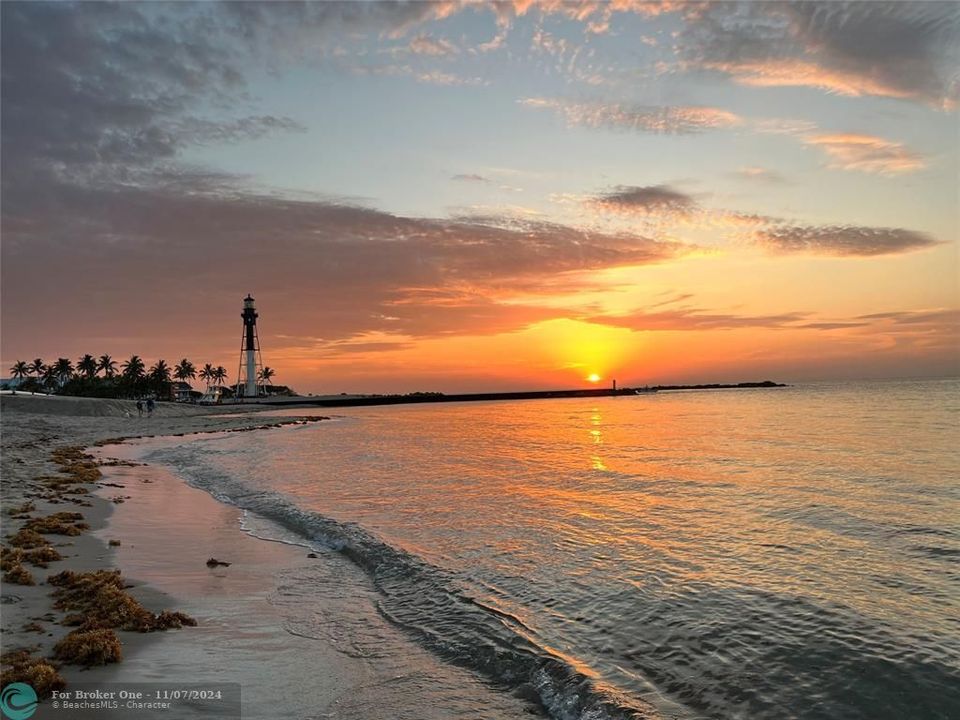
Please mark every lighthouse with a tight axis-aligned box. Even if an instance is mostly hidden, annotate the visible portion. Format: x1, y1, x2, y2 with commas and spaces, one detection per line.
237, 294, 263, 398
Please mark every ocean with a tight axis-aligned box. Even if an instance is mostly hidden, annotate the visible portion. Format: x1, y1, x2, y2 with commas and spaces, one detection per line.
141, 379, 960, 720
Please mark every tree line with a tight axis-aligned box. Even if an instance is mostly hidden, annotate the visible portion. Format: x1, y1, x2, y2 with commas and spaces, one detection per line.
7, 355, 277, 400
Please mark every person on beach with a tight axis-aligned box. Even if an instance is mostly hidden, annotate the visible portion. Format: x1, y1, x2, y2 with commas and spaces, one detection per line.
146, 398, 155, 417
136, 400, 144, 417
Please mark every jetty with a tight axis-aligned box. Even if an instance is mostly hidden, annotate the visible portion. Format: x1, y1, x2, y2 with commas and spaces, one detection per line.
251, 381, 787, 408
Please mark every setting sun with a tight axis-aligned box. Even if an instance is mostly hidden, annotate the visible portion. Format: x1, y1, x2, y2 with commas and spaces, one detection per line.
587, 374, 601, 383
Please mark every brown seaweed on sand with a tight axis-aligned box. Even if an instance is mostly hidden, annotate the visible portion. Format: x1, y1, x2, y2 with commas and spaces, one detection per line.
3, 562, 36, 586
53, 629, 123, 666
22, 545, 64, 568
23, 512, 89, 536
0, 650, 66, 697
48, 570, 197, 632
7, 529, 49, 549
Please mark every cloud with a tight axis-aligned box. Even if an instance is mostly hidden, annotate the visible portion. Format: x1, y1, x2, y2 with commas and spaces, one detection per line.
0, 1, 473, 180
803, 133, 926, 174
752, 118, 819, 136
795, 321, 870, 330
1, 177, 688, 350
586, 304, 960, 348
580, 182, 938, 258
173, 116, 307, 145
735, 167, 788, 184
676, 2, 959, 107
490, 0, 687, 31
589, 185, 699, 216
408, 33, 458, 56
452, 174, 490, 183
586, 307, 809, 332
754, 225, 939, 257
415, 70, 488, 87
519, 98, 742, 134
856, 308, 960, 326
352, 64, 487, 86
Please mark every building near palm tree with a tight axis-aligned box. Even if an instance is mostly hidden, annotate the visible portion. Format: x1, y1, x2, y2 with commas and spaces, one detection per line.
171, 382, 202, 403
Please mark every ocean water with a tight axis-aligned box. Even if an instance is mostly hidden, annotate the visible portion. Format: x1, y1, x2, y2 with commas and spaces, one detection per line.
144, 380, 960, 720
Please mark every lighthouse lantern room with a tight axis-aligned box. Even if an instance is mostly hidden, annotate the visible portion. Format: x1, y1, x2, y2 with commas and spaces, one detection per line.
237, 294, 264, 398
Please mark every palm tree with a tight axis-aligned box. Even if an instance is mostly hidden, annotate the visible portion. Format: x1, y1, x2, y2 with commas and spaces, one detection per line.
41, 364, 58, 392
149, 360, 172, 399
98, 354, 117, 378
149, 359, 171, 381
198, 363, 215, 388
30, 358, 44, 378
9, 360, 29, 393
120, 356, 146, 399
53, 358, 74, 387
258, 366, 276, 393
122, 355, 146, 380
174, 358, 196, 385
77, 354, 98, 379
213, 366, 228, 386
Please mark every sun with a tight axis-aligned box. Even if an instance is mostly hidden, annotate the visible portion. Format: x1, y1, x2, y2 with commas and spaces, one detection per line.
587, 373, 601, 383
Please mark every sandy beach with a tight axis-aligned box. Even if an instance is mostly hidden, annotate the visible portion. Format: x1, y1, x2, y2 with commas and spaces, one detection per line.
0, 395, 330, 714
1, 394, 543, 720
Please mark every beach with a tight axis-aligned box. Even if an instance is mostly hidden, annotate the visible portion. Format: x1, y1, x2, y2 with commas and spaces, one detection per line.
0, 394, 542, 720
0, 396, 325, 715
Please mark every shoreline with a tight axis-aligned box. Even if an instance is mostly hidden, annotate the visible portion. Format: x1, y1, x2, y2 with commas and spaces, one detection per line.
0, 395, 330, 697
1, 394, 545, 720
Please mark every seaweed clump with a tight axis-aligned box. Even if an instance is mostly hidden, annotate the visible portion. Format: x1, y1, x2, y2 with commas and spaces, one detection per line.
0, 650, 66, 697
3, 562, 35, 586
0, 546, 22, 570
7, 528, 49, 549
1, 547, 35, 584
3, 543, 64, 567
23, 545, 63, 567
53, 629, 122, 666
23, 512, 89, 536
48, 570, 197, 632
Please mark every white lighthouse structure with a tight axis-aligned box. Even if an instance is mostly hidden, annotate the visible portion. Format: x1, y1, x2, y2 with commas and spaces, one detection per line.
237, 294, 264, 398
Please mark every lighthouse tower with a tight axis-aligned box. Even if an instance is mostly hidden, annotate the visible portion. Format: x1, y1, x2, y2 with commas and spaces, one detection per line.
237, 294, 264, 398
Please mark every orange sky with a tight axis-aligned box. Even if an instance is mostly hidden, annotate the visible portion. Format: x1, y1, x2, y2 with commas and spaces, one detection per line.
2, 2, 957, 393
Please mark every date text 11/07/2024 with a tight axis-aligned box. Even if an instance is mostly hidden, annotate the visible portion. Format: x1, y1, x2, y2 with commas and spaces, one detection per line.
53, 689, 225, 701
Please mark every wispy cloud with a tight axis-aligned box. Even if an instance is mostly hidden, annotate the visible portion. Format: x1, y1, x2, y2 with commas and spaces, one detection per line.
351, 63, 488, 86
408, 33, 458, 56
755, 225, 939, 257
676, 3, 959, 108
803, 133, 927, 175
451, 174, 490, 183
519, 98, 742, 134
735, 167, 788, 184
582, 184, 939, 258
587, 307, 809, 332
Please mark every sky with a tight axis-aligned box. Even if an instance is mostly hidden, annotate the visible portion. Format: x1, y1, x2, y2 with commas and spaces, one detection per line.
1, 1, 958, 394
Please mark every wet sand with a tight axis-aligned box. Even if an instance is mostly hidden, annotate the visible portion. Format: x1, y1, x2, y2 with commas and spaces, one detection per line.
0, 395, 328, 689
